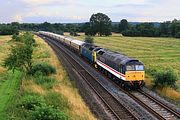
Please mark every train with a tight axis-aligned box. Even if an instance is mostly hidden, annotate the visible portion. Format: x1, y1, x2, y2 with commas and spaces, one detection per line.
38, 31, 145, 89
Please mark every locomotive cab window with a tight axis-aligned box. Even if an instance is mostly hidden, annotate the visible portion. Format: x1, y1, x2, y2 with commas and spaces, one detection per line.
126, 65, 144, 71
126, 65, 135, 71
135, 65, 144, 71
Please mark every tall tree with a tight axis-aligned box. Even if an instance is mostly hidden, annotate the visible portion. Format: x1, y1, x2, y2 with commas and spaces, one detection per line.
159, 21, 171, 36
89, 13, 112, 36
119, 19, 129, 33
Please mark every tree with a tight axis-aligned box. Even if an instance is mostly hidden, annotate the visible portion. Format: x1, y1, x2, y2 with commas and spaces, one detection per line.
159, 21, 171, 37
0, 25, 19, 35
89, 13, 112, 36
4, 44, 33, 72
119, 19, 129, 33
84, 36, 94, 43
4, 32, 35, 72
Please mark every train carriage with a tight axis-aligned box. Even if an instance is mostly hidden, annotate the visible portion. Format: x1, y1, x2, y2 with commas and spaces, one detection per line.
70, 40, 85, 52
64, 37, 73, 46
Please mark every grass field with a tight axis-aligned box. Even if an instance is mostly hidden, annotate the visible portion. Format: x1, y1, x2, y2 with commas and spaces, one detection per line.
65, 33, 180, 99
0, 36, 23, 119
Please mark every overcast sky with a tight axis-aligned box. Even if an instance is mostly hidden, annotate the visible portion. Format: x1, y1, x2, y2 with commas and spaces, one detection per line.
0, 0, 180, 23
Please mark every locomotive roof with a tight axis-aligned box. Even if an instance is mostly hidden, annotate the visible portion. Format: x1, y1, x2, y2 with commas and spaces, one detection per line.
99, 49, 141, 65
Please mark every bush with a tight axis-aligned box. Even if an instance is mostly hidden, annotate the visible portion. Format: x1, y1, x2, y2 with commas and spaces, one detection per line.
20, 95, 45, 110
30, 104, 69, 120
153, 69, 178, 88
34, 73, 56, 89
44, 92, 70, 110
70, 31, 79, 36
84, 35, 94, 43
146, 68, 158, 76
29, 62, 56, 75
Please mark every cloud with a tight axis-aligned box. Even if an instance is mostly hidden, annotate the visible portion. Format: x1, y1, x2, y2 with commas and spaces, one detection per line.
0, 0, 180, 23
13, 14, 23, 22
21, 0, 78, 6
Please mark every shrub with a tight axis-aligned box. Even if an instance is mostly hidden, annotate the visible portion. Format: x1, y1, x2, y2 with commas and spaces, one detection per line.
146, 68, 158, 76
20, 95, 45, 110
30, 104, 69, 120
84, 35, 94, 43
29, 62, 56, 75
33, 72, 55, 89
153, 69, 178, 88
44, 92, 70, 110
70, 31, 79, 36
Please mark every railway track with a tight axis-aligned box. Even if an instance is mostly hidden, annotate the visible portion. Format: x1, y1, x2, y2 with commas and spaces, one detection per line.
130, 90, 180, 120
43, 36, 138, 120
110, 81, 180, 120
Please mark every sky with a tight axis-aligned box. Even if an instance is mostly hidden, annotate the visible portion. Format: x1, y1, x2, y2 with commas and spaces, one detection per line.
0, 0, 180, 23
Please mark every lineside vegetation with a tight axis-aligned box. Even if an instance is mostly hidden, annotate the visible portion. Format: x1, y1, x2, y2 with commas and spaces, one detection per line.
0, 33, 96, 119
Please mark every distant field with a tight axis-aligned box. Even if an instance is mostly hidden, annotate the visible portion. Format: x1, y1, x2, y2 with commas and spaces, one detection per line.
66, 33, 180, 91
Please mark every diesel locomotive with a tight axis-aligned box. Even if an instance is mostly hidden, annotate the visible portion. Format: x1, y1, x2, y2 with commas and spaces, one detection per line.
39, 31, 145, 89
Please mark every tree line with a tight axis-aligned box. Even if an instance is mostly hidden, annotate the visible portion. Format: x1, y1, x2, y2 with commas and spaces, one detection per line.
0, 13, 179, 38
118, 19, 180, 38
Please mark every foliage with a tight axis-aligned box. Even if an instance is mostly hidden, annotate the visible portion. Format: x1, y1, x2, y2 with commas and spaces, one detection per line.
29, 62, 56, 75
122, 23, 157, 37
34, 74, 55, 89
19, 94, 69, 120
4, 44, 33, 72
119, 19, 129, 32
13, 32, 35, 46
0, 25, 19, 35
87, 13, 112, 36
4, 32, 35, 73
70, 31, 79, 36
30, 104, 69, 120
84, 35, 94, 43
121, 19, 180, 37
153, 69, 178, 88
1, 18, 179, 38
175, 31, 180, 38
20, 95, 45, 110
44, 92, 70, 110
